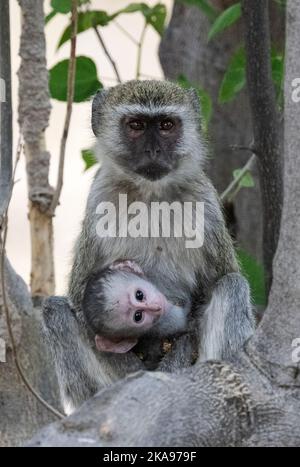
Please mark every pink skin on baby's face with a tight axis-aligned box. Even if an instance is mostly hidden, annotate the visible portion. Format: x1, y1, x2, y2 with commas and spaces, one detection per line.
94, 260, 171, 353
118, 279, 168, 330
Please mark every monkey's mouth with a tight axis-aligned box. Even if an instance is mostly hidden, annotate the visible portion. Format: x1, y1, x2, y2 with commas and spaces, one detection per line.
135, 163, 170, 181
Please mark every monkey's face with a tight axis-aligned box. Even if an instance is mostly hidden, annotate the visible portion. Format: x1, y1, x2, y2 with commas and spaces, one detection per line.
92, 81, 205, 183
117, 114, 183, 181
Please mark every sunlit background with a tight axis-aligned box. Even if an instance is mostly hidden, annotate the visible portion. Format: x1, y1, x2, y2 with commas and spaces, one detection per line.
7, 0, 172, 293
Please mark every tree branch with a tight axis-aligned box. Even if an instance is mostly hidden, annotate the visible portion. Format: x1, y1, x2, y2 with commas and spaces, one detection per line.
50, 0, 78, 215
0, 144, 64, 420
136, 23, 147, 80
221, 153, 256, 202
242, 0, 283, 292
93, 26, 122, 84
18, 0, 55, 296
0, 0, 13, 226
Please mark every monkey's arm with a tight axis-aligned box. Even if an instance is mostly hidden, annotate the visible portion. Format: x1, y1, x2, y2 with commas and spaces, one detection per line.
42, 297, 144, 414
198, 272, 255, 361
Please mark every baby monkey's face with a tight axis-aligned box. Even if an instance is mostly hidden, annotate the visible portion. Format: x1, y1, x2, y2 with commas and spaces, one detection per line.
93, 260, 170, 354
98, 273, 168, 349
116, 275, 167, 329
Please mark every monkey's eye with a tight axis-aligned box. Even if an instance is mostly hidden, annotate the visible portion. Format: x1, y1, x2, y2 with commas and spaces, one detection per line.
134, 310, 144, 323
128, 120, 146, 131
135, 290, 144, 301
159, 120, 174, 131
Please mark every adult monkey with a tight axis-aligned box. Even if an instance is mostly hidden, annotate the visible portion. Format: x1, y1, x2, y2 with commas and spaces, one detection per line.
43, 80, 254, 413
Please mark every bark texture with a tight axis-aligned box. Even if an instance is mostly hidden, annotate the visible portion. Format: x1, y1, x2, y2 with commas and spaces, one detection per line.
0, 261, 61, 447
27, 0, 300, 448
242, 0, 283, 291
159, 0, 284, 263
18, 0, 55, 296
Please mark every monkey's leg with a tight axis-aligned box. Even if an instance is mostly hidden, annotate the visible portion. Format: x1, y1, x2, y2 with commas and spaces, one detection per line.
199, 273, 255, 361
42, 297, 144, 413
158, 333, 195, 372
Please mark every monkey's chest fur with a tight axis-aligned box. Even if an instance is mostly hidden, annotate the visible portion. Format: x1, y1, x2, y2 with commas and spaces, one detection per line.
87, 170, 222, 306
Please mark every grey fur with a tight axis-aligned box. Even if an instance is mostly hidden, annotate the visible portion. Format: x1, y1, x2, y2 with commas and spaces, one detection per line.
43, 80, 255, 412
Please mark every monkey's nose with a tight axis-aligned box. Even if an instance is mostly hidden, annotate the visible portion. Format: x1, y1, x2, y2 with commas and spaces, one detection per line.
145, 148, 161, 160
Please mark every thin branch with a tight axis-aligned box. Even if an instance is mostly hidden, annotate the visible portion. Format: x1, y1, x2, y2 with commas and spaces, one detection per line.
0, 140, 64, 420
136, 22, 147, 80
242, 0, 283, 292
93, 26, 122, 84
49, 0, 78, 215
114, 20, 139, 46
221, 153, 256, 202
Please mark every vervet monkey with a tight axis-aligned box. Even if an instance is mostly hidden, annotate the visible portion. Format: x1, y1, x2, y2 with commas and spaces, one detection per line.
43, 80, 254, 413
82, 260, 188, 354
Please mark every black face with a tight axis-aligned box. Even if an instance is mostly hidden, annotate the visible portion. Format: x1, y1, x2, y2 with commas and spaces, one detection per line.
119, 114, 182, 181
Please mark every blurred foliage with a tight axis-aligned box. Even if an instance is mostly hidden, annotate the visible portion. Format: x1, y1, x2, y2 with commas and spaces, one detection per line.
178, 0, 218, 22
219, 47, 246, 103
81, 149, 98, 171
233, 169, 255, 188
208, 3, 241, 41
237, 248, 266, 306
177, 75, 212, 130
219, 46, 284, 104
57, 10, 112, 48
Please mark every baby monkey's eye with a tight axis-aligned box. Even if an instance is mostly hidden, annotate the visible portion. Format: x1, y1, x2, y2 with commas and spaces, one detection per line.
134, 310, 144, 323
128, 120, 146, 131
159, 120, 174, 131
135, 290, 144, 301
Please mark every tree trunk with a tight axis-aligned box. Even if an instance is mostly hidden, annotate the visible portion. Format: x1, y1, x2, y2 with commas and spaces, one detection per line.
0, 1, 60, 447
0, 260, 61, 447
18, 0, 55, 297
0, 0, 13, 224
159, 0, 285, 265
27, 0, 300, 448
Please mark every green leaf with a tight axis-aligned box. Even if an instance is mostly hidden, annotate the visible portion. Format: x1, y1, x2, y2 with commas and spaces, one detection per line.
237, 248, 266, 306
57, 10, 112, 48
82, 149, 98, 171
271, 50, 284, 97
219, 47, 246, 103
116, 3, 167, 35
144, 3, 167, 35
49, 56, 102, 102
274, 0, 286, 9
208, 3, 241, 41
233, 169, 255, 188
178, 0, 218, 22
51, 0, 72, 14
197, 87, 213, 128
51, 0, 90, 13
45, 10, 57, 24
177, 75, 213, 129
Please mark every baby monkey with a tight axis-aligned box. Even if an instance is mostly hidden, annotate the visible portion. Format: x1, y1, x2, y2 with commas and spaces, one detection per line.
82, 260, 188, 354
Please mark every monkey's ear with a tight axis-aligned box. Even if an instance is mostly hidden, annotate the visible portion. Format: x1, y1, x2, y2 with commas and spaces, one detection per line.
187, 88, 201, 116
95, 335, 138, 353
91, 88, 108, 136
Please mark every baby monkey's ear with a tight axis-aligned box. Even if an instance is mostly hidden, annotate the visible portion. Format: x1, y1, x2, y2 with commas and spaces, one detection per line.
95, 334, 138, 353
